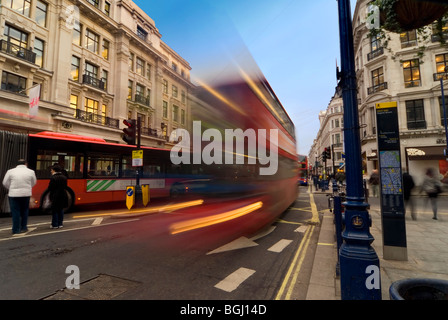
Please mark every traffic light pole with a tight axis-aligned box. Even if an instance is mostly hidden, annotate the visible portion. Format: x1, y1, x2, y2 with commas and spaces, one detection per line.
337, 0, 381, 299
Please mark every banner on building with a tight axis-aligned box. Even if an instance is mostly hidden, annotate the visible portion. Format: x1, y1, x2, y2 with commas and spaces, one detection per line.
29, 84, 40, 118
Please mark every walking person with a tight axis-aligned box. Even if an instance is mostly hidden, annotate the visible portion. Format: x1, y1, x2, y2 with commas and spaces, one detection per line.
402, 171, 416, 220
48, 164, 68, 228
422, 168, 442, 220
369, 169, 380, 198
2, 159, 37, 235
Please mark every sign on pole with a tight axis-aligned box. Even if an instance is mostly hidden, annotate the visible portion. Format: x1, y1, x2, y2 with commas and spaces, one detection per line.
126, 186, 135, 210
376, 101, 407, 261
132, 149, 143, 167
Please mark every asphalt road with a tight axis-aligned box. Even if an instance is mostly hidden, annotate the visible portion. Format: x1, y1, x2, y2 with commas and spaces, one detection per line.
0, 186, 326, 303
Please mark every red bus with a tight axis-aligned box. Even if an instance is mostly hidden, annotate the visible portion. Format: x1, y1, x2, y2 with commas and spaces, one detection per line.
298, 154, 308, 186
0, 130, 195, 214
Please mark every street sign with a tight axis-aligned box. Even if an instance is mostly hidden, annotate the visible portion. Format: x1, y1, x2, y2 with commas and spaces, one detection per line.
132, 149, 143, 167
376, 101, 407, 261
141, 184, 150, 207
126, 186, 135, 210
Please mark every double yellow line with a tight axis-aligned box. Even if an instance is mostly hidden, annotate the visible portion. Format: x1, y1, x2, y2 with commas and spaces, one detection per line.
275, 184, 319, 300
275, 224, 315, 300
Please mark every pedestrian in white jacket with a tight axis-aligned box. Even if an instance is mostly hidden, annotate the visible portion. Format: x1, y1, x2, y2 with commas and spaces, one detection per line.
2, 159, 37, 235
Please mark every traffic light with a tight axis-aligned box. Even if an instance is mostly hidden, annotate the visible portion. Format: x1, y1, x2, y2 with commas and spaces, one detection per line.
325, 147, 331, 160
322, 150, 327, 162
122, 119, 136, 145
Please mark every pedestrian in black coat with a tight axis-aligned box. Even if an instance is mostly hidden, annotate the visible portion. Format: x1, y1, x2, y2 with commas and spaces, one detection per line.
402, 171, 415, 220
48, 164, 68, 228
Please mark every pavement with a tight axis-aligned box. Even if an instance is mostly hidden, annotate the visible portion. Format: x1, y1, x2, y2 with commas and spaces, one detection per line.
306, 187, 448, 300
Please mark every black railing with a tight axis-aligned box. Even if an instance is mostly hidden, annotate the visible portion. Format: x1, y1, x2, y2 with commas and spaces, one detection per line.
75, 109, 119, 128
367, 82, 388, 95
141, 127, 158, 137
367, 47, 384, 61
0, 40, 36, 64
82, 74, 105, 90
407, 120, 426, 130
134, 94, 150, 106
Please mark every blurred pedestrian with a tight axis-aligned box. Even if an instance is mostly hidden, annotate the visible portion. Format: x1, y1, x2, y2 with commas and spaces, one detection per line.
48, 164, 68, 228
422, 168, 442, 220
2, 159, 36, 235
53, 162, 68, 178
369, 169, 380, 197
402, 171, 416, 220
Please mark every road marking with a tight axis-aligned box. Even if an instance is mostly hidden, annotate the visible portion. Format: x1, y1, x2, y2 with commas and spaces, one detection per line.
276, 219, 301, 225
289, 207, 312, 212
268, 239, 292, 253
275, 224, 315, 300
207, 237, 258, 255
214, 267, 256, 293
92, 217, 103, 226
318, 242, 334, 246
295, 225, 308, 233
1, 219, 140, 242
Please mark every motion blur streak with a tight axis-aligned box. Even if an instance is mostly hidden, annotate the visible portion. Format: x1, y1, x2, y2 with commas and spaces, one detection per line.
72, 199, 204, 219
169, 201, 263, 235
195, 78, 247, 117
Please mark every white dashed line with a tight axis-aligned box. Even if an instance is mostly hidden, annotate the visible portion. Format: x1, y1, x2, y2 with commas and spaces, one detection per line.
268, 239, 292, 253
214, 267, 256, 293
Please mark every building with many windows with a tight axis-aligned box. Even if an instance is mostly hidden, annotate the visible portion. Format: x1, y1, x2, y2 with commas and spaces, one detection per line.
353, 0, 448, 185
0, 0, 194, 147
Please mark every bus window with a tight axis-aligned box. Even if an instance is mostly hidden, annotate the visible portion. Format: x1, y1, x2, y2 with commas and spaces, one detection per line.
87, 154, 119, 178
121, 156, 136, 178
35, 151, 83, 179
142, 165, 162, 178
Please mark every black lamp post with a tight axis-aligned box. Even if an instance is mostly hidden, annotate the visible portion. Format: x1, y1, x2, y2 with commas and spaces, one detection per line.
337, 0, 381, 300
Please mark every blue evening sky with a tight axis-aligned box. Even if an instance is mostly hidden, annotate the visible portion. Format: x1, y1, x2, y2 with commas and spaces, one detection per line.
133, 0, 358, 156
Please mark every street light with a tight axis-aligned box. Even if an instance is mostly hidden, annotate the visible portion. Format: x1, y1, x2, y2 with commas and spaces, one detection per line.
337, 0, 381, 300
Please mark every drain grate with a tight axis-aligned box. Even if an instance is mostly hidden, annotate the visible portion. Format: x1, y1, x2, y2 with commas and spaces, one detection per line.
43, 274, 141, 300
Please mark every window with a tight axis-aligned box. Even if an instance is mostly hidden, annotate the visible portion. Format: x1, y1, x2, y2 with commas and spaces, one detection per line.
101, 104, 107, 124
127, 80, 133, 100
84, 62, 98, 78
136, 57, 145, 76
372, 67, 384, 86
172, 85, 178, 98
181, 109, 185, 125
129, 53, 134, 71
1, 71, 26, 93
85, 97, 99, 114
71, 56, 80, 81
72, 22, 82, 46
162, 79, 168, 94
435, 53, 448, 80
35, 0, 48, 27
104, 1, 111, 16
35, 151, 84, 179
5, 0, 31, 17
137, 26, 147, 41
181, 90, 186, 103
87, 0, 99, 8
4, 24, 28, 49
102, 70, 108, 90
163, 101, 168, 118
173, 105, 179, 122
102, 39, 109, 60
88, 153, 119, 178
136, 83, 145, 96
406, 99, 426, 129
400, 30, 417, 48
403, 59, 421, 88
33, 38, 44, 68
172, 63, 178, 72
370, 34, 381, 52
85, 29, 99, 53
70, 94, 78, 116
